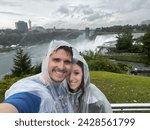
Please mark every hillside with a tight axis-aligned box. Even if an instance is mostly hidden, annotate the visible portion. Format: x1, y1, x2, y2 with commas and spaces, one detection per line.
0, 71, 150, 103
90, 71, 150, 103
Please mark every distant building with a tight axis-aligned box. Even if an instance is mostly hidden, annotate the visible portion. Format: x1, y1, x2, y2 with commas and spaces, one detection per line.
28, 20, 31, 30
85, 27, 90, 39
15, 21, 28, 32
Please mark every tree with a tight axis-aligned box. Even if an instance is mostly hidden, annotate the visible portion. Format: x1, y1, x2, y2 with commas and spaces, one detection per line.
11, 48, 32, 77
142, 32, 150, 58
116, 31, 133, 52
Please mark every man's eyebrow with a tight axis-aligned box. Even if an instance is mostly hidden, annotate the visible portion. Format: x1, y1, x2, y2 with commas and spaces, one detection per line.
64, 59, 72, 64
52, 57, 60, 60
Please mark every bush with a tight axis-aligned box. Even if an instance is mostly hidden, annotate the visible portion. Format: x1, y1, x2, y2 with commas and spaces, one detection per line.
32, 63, 42, 74
81, 50, 130, 73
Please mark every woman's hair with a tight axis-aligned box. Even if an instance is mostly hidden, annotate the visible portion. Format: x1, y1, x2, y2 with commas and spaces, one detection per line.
75, 60, 85, 113
76, 60, 84, 90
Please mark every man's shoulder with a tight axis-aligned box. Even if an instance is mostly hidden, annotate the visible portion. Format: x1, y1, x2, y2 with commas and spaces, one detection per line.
4, 92, 41, 113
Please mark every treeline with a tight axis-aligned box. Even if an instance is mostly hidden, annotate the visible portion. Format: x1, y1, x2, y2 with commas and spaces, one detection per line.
114, 31, 150, 60
94, 24, 150, 34
80, 51, 131, 74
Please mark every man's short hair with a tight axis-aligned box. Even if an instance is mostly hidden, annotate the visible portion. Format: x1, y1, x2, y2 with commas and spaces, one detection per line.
56, 46, 73, 57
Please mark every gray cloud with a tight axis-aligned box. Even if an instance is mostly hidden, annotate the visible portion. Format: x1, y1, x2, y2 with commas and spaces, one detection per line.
0, 11, 23, 16
0, 0, 20, 6
102, 0, 150, 13
85, 13, 100, 21
57, 5, 70, 16
57, 4, 94, 18
45, 0, 60, 1
0, 0, 150, 29
73, 5, 94, 15
84, 11, 114, 22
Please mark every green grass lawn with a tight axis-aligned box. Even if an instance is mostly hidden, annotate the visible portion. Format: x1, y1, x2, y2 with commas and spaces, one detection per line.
90, 71, 150, 103
0, 71, 150, 104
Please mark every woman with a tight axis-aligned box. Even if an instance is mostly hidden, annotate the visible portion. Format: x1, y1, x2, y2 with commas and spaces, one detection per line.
65, 53, 112, 113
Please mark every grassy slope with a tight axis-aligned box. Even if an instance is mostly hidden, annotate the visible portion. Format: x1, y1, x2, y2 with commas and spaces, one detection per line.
0, 72, 150, 103
0, 77, 21, 102
90, 71, 150, 103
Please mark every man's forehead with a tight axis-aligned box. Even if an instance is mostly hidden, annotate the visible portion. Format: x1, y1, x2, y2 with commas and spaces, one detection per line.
49, 49, 72, 60
51, 49, 72, 57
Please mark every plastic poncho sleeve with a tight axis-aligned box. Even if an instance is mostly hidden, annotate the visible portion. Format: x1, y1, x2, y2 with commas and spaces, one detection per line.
4, 92, 41, 113
82, 83, 112, 113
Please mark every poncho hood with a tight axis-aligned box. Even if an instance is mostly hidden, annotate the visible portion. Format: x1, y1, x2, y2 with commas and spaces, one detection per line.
65, 49, 112, 113
41, 40, 73, 86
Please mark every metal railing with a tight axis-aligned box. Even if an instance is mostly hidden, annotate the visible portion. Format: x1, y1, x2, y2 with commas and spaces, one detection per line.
111, 103, 150, 113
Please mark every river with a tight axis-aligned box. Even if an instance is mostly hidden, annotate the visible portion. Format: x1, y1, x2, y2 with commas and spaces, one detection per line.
0, 33, 145, 80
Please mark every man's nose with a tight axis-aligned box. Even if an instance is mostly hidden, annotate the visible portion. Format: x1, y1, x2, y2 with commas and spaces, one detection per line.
58, 61, 65, 70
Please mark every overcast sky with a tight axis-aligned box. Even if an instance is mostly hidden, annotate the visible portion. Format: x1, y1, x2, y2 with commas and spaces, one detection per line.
0, 0, 150, 29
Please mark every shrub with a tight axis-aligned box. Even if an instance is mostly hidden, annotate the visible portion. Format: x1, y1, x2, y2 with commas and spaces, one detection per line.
11, 48, 33, 77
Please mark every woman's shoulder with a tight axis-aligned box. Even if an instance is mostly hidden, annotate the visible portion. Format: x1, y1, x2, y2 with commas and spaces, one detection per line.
86, 83, 107, 101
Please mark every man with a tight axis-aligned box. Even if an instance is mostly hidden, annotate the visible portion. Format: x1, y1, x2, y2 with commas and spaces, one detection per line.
0, 40, 74, 113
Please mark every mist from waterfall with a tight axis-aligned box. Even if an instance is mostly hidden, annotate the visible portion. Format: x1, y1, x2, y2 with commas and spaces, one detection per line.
69, 33, 117, 53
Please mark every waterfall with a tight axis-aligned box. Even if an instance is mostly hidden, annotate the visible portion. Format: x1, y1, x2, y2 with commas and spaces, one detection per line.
71, 34, 117, 53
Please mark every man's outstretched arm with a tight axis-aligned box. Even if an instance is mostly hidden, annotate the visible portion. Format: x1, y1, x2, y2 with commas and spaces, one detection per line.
0, 103, 18, 113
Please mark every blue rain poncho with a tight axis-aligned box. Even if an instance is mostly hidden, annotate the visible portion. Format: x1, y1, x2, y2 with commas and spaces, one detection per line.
63, 51, 112, 113
4, 40, 74, 113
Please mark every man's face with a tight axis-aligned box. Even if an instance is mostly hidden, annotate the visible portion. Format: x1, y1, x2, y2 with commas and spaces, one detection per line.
48, 49, 72, 83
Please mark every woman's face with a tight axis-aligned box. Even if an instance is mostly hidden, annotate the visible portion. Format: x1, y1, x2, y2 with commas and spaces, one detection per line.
67, 64, 83, 92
